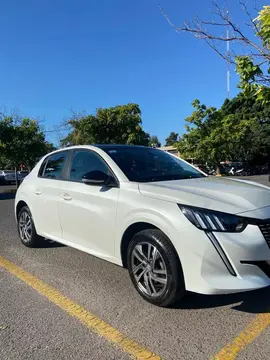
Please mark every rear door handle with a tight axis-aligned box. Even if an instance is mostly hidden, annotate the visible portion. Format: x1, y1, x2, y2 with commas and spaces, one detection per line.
61, 193, 72, 201
34, 189, 42, 195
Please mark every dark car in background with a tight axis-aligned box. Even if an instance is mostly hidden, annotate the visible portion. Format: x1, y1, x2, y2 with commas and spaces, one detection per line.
0, 170, 16, 185
0, 170, 29, 185
18, 170, 29, 180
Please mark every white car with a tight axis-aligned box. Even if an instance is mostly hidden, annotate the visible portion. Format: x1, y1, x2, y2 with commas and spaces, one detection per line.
15, 145, 270, 306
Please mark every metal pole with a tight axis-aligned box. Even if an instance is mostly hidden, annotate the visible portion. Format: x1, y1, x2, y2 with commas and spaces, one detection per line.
226, 10, 231, 99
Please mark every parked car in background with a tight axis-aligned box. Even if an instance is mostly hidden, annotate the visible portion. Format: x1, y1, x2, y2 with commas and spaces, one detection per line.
0, 170, 16, 185
0, 170, 29, 186
18, 170, 29, 180
193, 164, 211, 175
15, 145, 270, 307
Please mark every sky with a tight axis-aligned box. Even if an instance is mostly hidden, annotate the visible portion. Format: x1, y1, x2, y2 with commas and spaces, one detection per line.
0, 0, 265, 145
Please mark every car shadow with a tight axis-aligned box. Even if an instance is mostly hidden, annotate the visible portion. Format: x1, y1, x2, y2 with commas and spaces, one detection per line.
38, 239, 66, 248
0, 193, 16, 200
173, 287, 270, 314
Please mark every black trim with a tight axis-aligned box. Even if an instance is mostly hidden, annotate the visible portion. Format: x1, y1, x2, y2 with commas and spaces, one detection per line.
38, 158, 48, 177
62, 150, 73, 180
206, 232, 237, 276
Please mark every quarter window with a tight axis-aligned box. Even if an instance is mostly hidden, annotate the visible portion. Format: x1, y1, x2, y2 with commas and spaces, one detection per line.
69, 150, 110, 182
41, 152, 68, 179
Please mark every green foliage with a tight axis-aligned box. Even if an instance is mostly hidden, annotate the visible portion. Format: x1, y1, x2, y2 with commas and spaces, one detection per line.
255, 6, 270, 48
62, 103, 150, 146
235, 6, 270, 103
165, 132, 179, 146
0, 115, 55, 169
149, 135, 161, 147
176, 94, 270, 169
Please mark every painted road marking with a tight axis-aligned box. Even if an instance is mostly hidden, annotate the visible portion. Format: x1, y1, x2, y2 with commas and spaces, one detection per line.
0, 256, 161, 360
213, 311, 270, 360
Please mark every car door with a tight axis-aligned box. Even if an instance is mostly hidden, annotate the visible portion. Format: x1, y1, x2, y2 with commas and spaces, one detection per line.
58, 149, 120, 258
31, 151, 69, 239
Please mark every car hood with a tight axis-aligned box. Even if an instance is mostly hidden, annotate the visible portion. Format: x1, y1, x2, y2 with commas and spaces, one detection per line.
139, 176, 270, 215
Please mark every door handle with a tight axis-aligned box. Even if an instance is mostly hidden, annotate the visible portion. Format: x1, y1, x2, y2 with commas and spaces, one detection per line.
61, 193, 72, 201
34, 189, 42, 195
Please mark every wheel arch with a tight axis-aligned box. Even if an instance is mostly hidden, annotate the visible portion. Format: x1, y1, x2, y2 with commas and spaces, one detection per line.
16, 200, 28, 219
120, 221, 181, 269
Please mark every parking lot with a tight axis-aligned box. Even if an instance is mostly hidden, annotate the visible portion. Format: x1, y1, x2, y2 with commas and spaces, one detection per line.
0, 176, 269, 360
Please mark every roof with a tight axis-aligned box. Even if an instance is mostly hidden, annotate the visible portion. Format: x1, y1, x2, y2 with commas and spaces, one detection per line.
94, 144, 150, 150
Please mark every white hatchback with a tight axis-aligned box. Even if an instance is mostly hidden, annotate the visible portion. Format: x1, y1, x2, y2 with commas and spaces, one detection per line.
15, 145, 270, 306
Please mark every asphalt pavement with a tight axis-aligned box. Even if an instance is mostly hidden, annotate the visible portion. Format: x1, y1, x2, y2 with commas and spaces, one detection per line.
0, 176, 270, 360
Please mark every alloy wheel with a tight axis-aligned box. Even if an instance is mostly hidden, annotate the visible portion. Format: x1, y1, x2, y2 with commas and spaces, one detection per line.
131, 242, 168, 298
19, 211, 32, 243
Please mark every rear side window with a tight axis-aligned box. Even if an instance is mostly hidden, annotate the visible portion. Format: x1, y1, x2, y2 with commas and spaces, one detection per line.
68, 150, 110, 182
40, 152, 68, 179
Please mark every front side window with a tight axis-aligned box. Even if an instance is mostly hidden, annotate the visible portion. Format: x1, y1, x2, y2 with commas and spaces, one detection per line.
104, 147, 205, 182
68, 150, 110, 182
42, 152, 68, 179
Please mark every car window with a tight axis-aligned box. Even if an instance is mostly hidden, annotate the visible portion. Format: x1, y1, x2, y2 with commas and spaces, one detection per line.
42, 152, 68, 179
104, 147, 205, 182
69, 150, 110, 182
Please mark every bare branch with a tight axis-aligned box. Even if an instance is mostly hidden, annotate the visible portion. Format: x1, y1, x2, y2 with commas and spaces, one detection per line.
205, 39, 236, 65
239, 0, 259, 35
160, 2, 269, 59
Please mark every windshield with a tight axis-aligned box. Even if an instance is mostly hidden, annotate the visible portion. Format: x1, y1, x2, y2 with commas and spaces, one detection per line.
3, 170, 14, 174
104, 147, 205, 182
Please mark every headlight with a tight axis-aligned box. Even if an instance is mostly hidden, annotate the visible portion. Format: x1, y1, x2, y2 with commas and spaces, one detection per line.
179, 205, 247, 233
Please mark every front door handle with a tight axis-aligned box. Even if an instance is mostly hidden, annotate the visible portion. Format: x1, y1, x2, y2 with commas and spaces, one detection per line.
34, 189, 42, 195
61, 193, 72, 201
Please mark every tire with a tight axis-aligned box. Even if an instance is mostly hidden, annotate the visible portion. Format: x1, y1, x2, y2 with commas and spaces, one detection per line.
17, 206, 43, 247
127, 229, 185, 307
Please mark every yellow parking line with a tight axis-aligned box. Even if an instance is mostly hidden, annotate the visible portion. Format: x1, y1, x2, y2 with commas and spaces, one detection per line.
0, 256, 161, 360
213, 312, 270, 360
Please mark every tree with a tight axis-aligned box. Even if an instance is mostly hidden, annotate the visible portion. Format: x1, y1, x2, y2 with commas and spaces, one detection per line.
149, 135, 161, 147
161, 3, 270, 102
62, 103, 150, 146
165, 132, 179, 146
176, 94, 270, 172
0, 115, 54, 171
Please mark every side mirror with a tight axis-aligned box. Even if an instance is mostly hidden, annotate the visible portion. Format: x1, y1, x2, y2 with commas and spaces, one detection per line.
82, 170, 117, 187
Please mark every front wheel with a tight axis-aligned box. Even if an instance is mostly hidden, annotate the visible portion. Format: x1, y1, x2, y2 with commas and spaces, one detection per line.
17, 206, 43, 247
127, 229, 185, 307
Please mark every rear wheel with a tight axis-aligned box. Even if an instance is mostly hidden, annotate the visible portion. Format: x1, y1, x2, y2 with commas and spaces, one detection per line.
17, 206, 42, 247
127, 229, 185, 307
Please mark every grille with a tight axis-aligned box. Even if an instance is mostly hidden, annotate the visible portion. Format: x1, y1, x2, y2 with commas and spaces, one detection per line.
259, 223, 270, 248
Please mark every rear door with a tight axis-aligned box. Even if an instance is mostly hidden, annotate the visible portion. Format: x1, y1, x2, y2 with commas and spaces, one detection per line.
31, 151, 70, 239
58, 149, 120, 258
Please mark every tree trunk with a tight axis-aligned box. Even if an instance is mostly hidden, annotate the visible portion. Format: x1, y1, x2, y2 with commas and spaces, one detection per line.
216, 165, 221, 175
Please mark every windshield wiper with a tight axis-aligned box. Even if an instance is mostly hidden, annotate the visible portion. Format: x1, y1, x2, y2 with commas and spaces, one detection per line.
139, 174, 204, 183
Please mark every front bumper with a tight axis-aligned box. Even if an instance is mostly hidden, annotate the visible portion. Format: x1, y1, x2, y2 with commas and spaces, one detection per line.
171, 222, 270, 295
